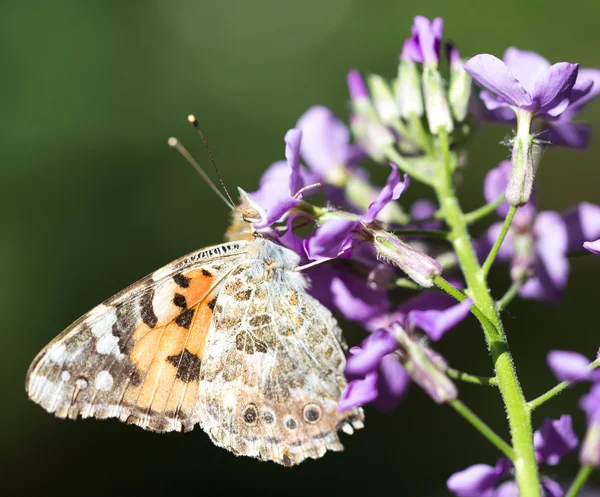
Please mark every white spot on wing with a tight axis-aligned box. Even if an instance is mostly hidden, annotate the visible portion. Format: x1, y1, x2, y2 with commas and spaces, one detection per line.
61, 371, 71, 382
48, 344, 66, 363
152, 280, 179, 322
94, 370, 113, 391
90, 308, 117, 337
96, 332, 120, 355
75, 378, 88, 390
223, 391, 236, 411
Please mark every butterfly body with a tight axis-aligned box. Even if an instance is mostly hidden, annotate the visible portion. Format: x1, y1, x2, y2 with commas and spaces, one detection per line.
27, 227, 363, 465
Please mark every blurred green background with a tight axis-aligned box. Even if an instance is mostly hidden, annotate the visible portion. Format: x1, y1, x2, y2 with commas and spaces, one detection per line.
3, 1, 600, 495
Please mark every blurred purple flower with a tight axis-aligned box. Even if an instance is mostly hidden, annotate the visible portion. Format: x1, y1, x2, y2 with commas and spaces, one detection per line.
401, 16, 444, 66
247, 128, 316, 229
482, 162, 600, 302
585, 239, 600, 255
339, 330, 410, 413
534, 415, 579, 466
548, 350, 600, 383
407, 298, 473, 341
447, 458, 511, 497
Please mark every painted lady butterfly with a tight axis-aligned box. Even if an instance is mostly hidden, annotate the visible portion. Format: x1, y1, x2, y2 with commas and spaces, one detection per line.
26, 173, 364, 465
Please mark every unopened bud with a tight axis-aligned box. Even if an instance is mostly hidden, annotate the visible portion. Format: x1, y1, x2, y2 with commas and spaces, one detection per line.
391, 323, 457, 403
373, 231, 442, 287
396, 59, 424, 118
507, 109, 536, 206
369, 74, 401, 125
581, 422, 600, 467
350, 113, 395, 163
447, 45, 472, 122
422, 67, 453, 134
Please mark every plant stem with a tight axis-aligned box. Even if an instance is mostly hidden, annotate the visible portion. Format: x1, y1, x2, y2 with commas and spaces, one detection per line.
383, 145, 434, 186
464, 194, 506, 224
447, 368, 497, 386
527, 357, 600, 411
565, 465, 593, 497
434, 141, 541, 496
496, 279, 524, 311
481, 205, 517, 278
449, 400, 515, 460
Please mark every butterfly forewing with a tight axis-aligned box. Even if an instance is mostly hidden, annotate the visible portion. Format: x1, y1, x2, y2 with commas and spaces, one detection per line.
26, 241, 248, 432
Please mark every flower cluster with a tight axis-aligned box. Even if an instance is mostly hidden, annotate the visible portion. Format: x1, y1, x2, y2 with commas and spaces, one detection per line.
233, 12, 600, 496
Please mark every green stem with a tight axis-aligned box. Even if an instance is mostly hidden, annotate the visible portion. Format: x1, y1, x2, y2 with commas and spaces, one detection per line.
447, 368, 497, 386
528, 357, 600, 411
449, 400, 515, 460
410, 113, 434, 156
465, 195, 506, 224
496, 279, 524, 311
383, 145, 434, 186
481, 205, 517, 278
392, 228, 450, 239
395, 278, 422, 290
434, 144, 541, 495
565, 466, 593, 497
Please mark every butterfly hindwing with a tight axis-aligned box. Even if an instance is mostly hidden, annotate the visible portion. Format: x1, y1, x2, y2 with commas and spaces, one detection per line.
26, 241, 249, 432
197, 239, 364, 465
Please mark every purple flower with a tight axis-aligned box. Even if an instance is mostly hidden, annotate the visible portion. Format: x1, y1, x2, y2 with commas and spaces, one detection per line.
465, 48, 580, 119
401, 16, 444, 67
548, 350, 600, 383
339, 330, 410, 413
534, 415, 579, 465
585, 239, 600, 255
304, 163, 409, 259
470, 48, 600, 148
246, 128, 316, 229
407, 298, 473, 341
482, 162, 600, 302
295, 106, 364, 181
447, 458, 511, 497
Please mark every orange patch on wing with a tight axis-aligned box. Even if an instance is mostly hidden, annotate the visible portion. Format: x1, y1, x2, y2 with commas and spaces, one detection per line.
178, 268, 216, 305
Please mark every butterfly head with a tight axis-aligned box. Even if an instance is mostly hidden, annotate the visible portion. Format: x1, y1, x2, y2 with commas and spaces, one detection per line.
224, 189, 263, 242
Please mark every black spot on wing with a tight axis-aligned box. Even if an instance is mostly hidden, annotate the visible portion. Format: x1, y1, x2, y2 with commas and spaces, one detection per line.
201, 269, 212, 277
173, 293, 187, 308
173, 273, 191, 288
140, 292, 158, 328
166, 349, 201, 382
175, 308, 195, 329
207, 298, 217, 311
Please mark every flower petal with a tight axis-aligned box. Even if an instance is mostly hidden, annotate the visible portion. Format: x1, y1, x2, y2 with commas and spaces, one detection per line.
547, 121, 591, 149
304, 218, 357, 259
284, 128, 303, 195
484, 160, 511, 215
568, 68, 600, 113
296, 106, 356, 176
503, 47, 550, 94
534, 415, 579, 466
338, 373, 378, 411
362, 164, 409, 223
373, 355, 411, 412
584, 239, 600, 255
345, 330, 398, 376
532, 62, 579, 115
347, 69, 369, 100
408, 298, 472, 341
413, 16, 443, 65
465, 54, 532, 107
447, 460, 508, 497
562, 203, 600, 253
547, 350, 596, 382
331, 272, 391, 324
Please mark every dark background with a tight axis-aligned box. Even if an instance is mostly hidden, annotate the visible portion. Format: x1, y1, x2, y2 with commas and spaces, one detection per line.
3, 1, 600, 495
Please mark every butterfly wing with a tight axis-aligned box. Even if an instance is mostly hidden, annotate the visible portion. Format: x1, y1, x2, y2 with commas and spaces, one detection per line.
197, 241, 364, 466
26, 241, 249, 432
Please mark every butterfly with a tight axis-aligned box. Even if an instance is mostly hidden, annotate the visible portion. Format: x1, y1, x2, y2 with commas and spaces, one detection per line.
26, 183, 364, 466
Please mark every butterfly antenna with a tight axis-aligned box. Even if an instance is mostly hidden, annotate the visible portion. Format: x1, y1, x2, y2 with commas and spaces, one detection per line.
168, 137, 235, 209
187, 114, 237, 209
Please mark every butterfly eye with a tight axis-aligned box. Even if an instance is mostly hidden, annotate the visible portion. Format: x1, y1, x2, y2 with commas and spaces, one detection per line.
241, 208, 261, 222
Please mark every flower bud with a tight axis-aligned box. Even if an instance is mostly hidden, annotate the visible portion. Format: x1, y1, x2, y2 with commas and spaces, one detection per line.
507, 109, 536, 206
350, 113, 395, 163
396, 59, 424, 119
422, 67, 454, 134
580, 422, 600, 467
368, 74, 401, 125
391, 323, 457, 403
373, 231, 442, 287
447, 45, 472, 122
